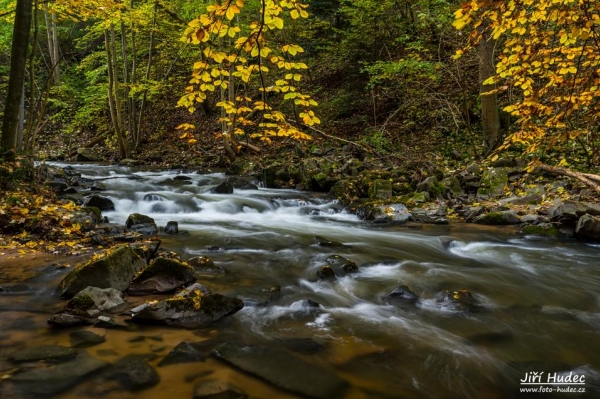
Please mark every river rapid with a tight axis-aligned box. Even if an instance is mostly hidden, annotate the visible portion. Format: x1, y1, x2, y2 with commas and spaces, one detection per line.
1, 163, 600, 398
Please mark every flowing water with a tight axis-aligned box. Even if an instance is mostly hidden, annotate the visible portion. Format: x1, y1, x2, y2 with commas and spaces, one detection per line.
1, 164, 600, 398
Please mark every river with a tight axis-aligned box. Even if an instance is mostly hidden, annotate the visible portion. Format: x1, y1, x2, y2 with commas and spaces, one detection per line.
1, 163, 599, 398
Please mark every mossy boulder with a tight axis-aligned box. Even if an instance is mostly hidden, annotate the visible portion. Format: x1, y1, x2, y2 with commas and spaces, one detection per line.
476, 167, 512, 199
188, 256, 225, 276
83, 195, 115, 211
128, 257, 196, 296
441, 176, 463, 198
66, 287, 125, 312
126, 213, 156, 228
522, 223, 560, 237
473, 210, 520, 225
368, 179, 393, 200
330, 179, 360, 205
58, 245, 147, 298
357, 202, 411, 224
130, 283, 244, 328
76, 148, 104, 162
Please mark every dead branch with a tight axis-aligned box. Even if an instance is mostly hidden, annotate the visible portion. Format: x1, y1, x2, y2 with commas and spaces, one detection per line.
538, 164, 600, 193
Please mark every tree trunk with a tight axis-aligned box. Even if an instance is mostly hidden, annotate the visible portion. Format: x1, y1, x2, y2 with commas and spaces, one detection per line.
478, 32, 500, 152
43, 4, 60, 84
105, 27, 130, 159
538, 164, 600, 194
136, 1, 157, 145
1, 0, 33, 154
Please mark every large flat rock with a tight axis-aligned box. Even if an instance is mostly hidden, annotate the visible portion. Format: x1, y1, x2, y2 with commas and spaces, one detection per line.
213, 344, 348, 399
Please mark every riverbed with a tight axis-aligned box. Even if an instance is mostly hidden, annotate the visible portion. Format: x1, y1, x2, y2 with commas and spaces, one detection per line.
1, 164, 599, 398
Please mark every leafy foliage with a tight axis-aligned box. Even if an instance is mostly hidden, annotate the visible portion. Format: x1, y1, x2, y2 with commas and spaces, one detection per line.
454, 0, 600, 166
178, 0, 319, 143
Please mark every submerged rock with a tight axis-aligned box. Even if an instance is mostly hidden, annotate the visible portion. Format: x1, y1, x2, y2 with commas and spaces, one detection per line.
10, 353, 109, 396
326, 255, 359, 275
213, 344, 348, 399
194, 379, 247, 399
58, 244, 147, 298
187, 256, 225, 276
8, 345, 78, 363
212, 180, 234, 194
159, 341, 214, 366
70, 329, 106, 348
128, 257, 196, 295
105, 354, 160, 390
130, 283, 243, 328
384, 285, 419, 305
436, 289, 479, 312
314, 236, 345, 247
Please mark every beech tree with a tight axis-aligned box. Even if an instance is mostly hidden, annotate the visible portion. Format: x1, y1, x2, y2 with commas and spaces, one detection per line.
178, 0, 319, 161
454, 0, 600, 167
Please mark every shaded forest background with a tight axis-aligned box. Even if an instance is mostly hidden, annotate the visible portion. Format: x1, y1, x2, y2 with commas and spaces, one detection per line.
0, 0, 598, 172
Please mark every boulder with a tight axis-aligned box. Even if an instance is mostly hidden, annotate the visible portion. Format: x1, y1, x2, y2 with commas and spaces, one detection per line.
66, 287, 126, 312
130, 240, 161, 263
575, 214, 600, 241
384, 285, 419, 305
522, 223, 560, 237
325, 255, 359, 275
436, 289, 479, 312
415, 176, 440, 197
194, 380, 247, 399
159, 341, 213, 366
128, 257, 196, 296
83, 195, 115, 211
126, 213, 156, 228
45, 178, 68, 193
8, 345, 78, 363
213, 344, 348, 399
473, 210, 520, 225
212, 180, 234, 194
10, 353, 108, 396
441, 176, 463, 198
126, 213, 157, 235
69, 329, 106, 348
549, 199, 600, 225
317, 265, 336, 281
368, 179, 393, 200
165, 221, 179, 234
58, 244, 147, 298
47, 309, 91, 327
357, 203, 411, 224
130, 283, 243, 328
187, 256, 225, 276
314, 236, 345, 247
76, 148, 104, 162
105, 354, 160, 390
477, 167, 512, 199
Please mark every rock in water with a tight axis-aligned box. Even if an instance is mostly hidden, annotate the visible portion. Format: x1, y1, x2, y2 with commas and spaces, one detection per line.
194, 380, 247, 399
58, 244, 147, 298
126, 213, 156, 228
83, 195, 115, 211
326, 255, 359, 275
10, 353, 108, 396
104, 354, 160, 390
128, 257, 196, 295
384, 284, 419, 305
213, 344, 348, 399
165, 221, 179, 234
66, 287, 126, 312
212, 181, 234, 194
436, 289, 479, 312
575, 214, 600, 241
317, 265, 336, 281
187, 256, 225, 276
130, 283, 243, 328
8, 346, 78, 363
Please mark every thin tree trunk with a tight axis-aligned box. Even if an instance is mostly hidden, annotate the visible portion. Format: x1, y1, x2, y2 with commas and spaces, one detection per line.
136, 1, 157, 145
23, 0, 39, 152
105, 28, 129, 159
43, 4, 60, 84
2, 0, 33, 154
478, 31, 500, 152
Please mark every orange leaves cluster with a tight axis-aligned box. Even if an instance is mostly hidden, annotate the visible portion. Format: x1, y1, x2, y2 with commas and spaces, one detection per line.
454, 0, 600, 158
178, 0, 318, 142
